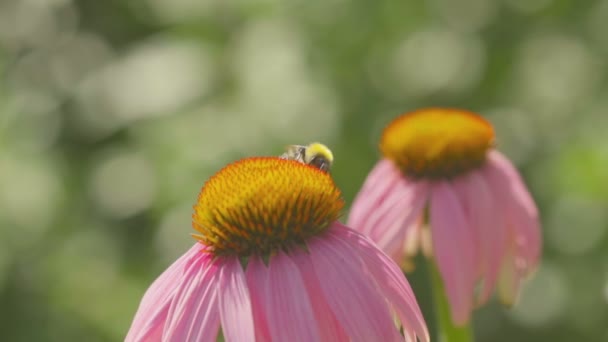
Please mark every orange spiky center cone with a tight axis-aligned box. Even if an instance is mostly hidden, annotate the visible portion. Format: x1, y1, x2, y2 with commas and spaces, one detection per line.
380, 108, 495, 179
192, 157, 344, 257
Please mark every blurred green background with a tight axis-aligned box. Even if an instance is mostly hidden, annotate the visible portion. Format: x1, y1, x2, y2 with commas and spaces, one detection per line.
1, 0, 607, 341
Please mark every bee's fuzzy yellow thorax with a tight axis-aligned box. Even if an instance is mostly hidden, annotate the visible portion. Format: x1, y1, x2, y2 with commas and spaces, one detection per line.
304, 143, 334, 164
192, 157, 344, 256
380, 108, 495, 179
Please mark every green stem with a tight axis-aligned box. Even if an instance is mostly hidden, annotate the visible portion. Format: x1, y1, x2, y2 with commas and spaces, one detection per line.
429, 262, 474, 342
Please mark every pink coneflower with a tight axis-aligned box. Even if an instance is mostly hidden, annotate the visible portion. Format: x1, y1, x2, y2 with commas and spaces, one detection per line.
348, 108, 541, 325
126, 157, 428, 341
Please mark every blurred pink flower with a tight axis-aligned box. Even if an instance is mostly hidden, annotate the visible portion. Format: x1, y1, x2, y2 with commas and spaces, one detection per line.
126, 157, 428, 342
348, 108, 541, 325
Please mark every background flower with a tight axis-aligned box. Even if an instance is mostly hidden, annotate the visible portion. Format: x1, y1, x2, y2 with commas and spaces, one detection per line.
348, 108, 541, 325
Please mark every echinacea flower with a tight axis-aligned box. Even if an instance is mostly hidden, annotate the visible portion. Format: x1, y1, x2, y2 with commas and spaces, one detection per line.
348, 108, 541, 325
126, 157, 429, 342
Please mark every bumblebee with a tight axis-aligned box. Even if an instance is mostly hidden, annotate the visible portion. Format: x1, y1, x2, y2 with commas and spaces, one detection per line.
280, 142, 334, 172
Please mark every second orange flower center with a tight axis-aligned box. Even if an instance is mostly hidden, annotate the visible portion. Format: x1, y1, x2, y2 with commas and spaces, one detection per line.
380, 108, 495, 179
192, 157, 344, 257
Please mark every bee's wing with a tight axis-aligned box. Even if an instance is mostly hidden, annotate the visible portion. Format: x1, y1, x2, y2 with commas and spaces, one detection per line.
280, 145, 306, 161
285, 144, 306, 154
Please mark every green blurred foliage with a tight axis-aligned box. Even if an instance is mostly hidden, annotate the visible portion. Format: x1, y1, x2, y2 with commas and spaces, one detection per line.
1, 0, 607, 341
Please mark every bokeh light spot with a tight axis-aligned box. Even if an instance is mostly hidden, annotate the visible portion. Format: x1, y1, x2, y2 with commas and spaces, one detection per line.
74, 37, 214, 139
156, 203, 197, 263
509, 263, 567, 327
391, 29, 485, 97
547, 197, 608, 255
432, 0, 497, 32
90, 150, 157, 219
515, 34, 601, 114
0, 155, 64, 237
232, 19, 340, 143
504, 0, 554, 13
485, 107, 538, 164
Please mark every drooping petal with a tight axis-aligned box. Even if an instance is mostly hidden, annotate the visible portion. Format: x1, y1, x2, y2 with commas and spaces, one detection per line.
329, 223, 429, 342
136, 244, 204, 315
127, 300, 169, 342
348, 159, 403, 229
496, 248, 525, 306
430, 182, 477, 325
455, 171, 507, 304
264, 251, 321, 342
218, 257, 255, 342
348, 160, 428, 261
485, 150, 541, 271
308, 232, 402, 342
487, 151, 538, 215
451, 177, 480, 273
290, 248, 350, 341
245, 256, 271, 341
403, 216, 423, 258
126, 243, 207, 342
162, 251, 221, 342
373, 182, 429, 261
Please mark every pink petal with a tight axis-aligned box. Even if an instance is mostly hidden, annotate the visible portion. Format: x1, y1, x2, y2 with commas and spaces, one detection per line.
348, 160, 428, 261
308, 232, 402, 341
372, 182, 429, 260
245, 256, 271, 341
348, 159, 405, 231
430, 182, 477, 325
403, 216, 423, 257
162, 251, 221, 342
487, 151, 538, 216
290, 249, 350, 341
496, 249, 523, 306
450, 177, 480, 273
127, 303, 169, 342
329, 223, 430, 342
485, 151, 542, 271
455, 171, 507, 305
126, 243, 207, 342
264, 251, 321, 342
218, 257, 255, 342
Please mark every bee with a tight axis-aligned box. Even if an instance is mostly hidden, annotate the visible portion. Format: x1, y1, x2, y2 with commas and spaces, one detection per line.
280, 142, 334, 172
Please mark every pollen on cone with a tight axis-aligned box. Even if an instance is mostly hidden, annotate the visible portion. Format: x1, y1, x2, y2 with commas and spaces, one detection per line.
192, 157, 344, 256
380, 108, 495, 179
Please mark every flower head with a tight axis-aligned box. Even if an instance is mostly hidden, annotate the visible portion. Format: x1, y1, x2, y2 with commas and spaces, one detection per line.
348, 108, 542, 325
192, 157, 342, 256
380, 108, 495, 179
127, 157, 428, 341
